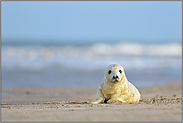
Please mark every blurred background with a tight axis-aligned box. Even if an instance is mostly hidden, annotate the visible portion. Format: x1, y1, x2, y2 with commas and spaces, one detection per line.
1, 1, 182, 88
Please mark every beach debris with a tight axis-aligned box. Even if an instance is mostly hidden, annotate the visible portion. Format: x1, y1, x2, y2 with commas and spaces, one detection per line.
26, 91, 29, 95
1, 105, 10, 109
65, 101, 88, 104
139, 96, 182, 105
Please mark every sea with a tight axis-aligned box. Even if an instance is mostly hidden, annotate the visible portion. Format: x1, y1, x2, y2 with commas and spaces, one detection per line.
1, 40, 182, 88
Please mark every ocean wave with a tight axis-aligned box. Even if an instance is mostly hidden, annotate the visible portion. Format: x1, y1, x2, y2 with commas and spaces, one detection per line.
1, 43, 182, 71
90, 43, 182, 57
2, 42, 182, 57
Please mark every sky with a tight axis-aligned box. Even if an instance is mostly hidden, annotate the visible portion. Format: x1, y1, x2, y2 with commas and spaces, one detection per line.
1, 1, 182, 44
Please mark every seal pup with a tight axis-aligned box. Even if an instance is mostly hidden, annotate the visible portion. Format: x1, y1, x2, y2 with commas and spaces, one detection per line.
91, 64, 141, 104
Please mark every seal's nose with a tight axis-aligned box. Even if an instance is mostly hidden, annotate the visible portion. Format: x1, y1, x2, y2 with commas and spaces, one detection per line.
113, 76, 119, 79
113, 76, 115, 79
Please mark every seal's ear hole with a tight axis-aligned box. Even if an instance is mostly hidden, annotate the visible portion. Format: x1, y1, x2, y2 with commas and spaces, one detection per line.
108, 70, 111, 74
119, 70, 122, 73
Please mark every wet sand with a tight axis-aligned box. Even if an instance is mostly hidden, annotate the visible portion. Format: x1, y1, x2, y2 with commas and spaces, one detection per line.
1, 82, 182, 122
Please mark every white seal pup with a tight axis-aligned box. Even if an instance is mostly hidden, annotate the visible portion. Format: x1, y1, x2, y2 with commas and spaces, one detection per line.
91, 64, 141, 104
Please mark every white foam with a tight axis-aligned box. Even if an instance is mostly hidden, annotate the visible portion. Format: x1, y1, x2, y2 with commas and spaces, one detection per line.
89, 43, 182, 57
1, 43, 182, 71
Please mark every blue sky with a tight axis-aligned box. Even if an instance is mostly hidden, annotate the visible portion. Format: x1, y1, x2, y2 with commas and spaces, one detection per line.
1, 1, 182, 44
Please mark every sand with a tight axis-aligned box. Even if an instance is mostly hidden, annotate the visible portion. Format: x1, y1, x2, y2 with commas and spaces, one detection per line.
1, 82, 182, 122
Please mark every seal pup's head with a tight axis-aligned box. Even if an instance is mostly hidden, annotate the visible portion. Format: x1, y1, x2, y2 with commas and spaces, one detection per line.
105, 64, 126, 83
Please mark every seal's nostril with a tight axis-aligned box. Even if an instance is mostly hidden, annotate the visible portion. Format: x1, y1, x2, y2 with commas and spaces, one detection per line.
116, 76, 118, 78
113, 76, 115, 79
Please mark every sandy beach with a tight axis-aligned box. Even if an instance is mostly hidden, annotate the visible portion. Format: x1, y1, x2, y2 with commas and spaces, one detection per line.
1, 82, 182, 122
1, 1, 182, 122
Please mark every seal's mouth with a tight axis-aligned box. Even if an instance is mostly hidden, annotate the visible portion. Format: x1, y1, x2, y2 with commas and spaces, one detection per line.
111, 79, 119, 83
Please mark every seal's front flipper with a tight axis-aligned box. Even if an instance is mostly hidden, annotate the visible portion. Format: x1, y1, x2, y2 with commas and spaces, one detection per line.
91, 97, 105, 104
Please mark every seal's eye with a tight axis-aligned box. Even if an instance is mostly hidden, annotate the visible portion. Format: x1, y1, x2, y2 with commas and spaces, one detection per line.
108, 70, 111, 74
119, 70, 122, 73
